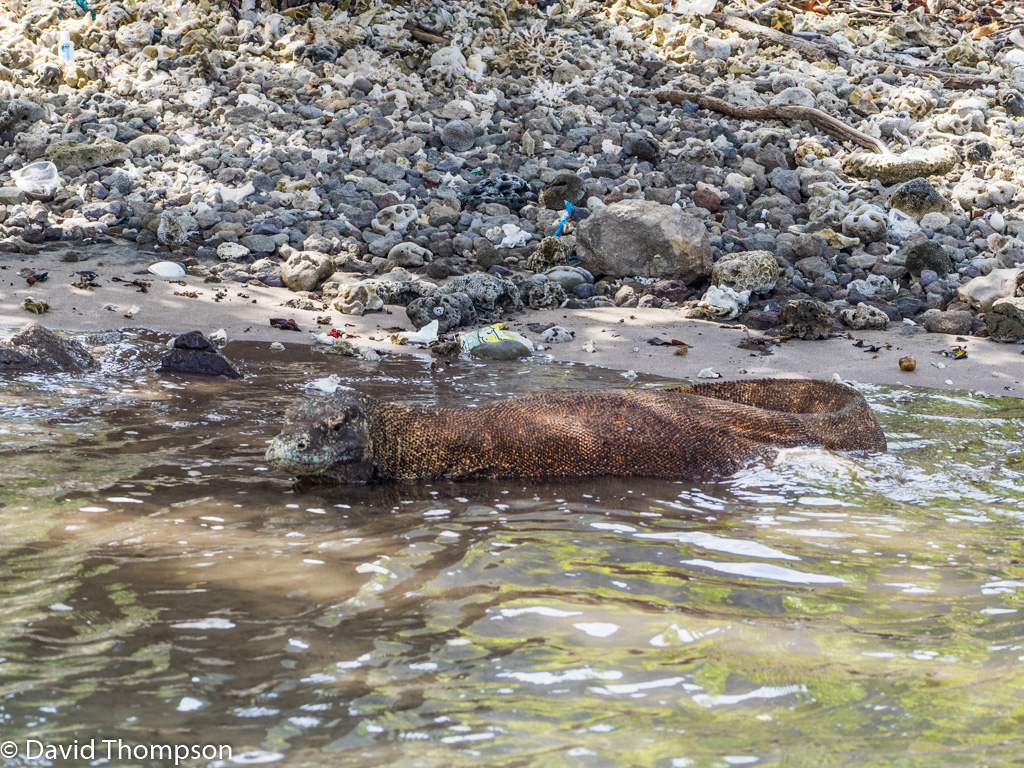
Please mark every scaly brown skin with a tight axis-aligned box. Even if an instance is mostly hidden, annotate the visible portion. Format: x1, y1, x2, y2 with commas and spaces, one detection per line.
265, 379, 887, 485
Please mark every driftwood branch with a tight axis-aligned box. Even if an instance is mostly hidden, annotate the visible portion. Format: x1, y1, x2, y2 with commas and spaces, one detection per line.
706, 12, 997, 91
648, 89, 890, 154
403, 23, 450, 46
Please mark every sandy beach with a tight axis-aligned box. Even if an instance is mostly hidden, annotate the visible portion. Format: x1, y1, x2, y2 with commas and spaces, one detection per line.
4, 241, 1021, 397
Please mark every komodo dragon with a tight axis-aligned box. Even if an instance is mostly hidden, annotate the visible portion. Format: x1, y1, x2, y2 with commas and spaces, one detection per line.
265, 379, 886, 484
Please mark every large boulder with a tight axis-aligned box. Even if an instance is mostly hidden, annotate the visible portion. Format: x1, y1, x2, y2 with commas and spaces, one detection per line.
0, 323, 97, 372
575, 200, 712, 282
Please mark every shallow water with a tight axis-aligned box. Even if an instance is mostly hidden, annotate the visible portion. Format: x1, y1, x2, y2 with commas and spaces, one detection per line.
2, 331, 1024, 768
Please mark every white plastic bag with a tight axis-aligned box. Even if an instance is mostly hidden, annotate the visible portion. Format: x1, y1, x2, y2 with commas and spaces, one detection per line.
11, 161, 62, 196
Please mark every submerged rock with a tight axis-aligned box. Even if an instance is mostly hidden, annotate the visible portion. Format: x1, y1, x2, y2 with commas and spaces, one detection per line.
158, 331, 242, 379
0, 323, 97, 372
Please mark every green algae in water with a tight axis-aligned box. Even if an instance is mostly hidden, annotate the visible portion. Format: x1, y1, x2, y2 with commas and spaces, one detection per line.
2, 345, 1024, 767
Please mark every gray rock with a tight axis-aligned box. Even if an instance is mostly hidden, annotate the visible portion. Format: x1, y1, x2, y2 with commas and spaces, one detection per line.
987, 297, 1024, 341
127, 134, 171, 156
905, 241, 952, 276
795, 256, 830, 280
575, 200, 712, 282
45, 138, 132, 171
0, 323, 97, 372
622, 133, 659, 161
157, 331, 241, 379
923, 310, 974, 335
781, 299, 832, 340
441, 119, 475, 152
538, 173, 586, 210
0, 187, 25, 205
889, 177, 952, 218
839, 302, 889, 330
523, 280, 567, 309
439, 273, 523, 314
281, 251, 333, 292
470, 340, 532, 360
544, 265, 592, 291
157, 211, 198, 247
406, 292, 476, 332
240, 234, 278, 254
388, 242, 433, 268
0, 99, 46, 134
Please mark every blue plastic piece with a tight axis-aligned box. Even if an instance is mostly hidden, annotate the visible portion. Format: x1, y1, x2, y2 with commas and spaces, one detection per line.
553, 201, 574, 237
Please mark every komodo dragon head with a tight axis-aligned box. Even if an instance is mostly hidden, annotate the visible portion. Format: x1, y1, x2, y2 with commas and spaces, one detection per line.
265, 390, 376, 483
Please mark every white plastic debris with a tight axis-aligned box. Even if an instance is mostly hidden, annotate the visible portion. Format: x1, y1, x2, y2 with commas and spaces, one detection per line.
697, 368, 721, 379
582, 340, 597, 353
312, 332, 336, 345
11, 162, 62, 197
219, 181, 255, 204
125, 305, 140, 318
666, 0, 717, 14
209, 329, 227, 347
58, 30, 75, 65
269, 342, 285, 351
148, 261, 186, 278
621, 370, 638, 381
886, 208, 921, 242
697, 285, 750, 320
394, 320, 439, 345
305, 374, 351, 394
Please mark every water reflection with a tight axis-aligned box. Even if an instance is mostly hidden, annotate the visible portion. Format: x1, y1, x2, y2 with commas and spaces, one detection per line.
1, 331, 1023, 766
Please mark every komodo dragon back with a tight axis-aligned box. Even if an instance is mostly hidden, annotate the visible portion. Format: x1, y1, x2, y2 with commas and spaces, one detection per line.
265, 378, 885, 484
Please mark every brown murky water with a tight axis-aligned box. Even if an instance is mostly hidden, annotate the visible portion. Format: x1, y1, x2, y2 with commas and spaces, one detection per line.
2, 330, 1024, 767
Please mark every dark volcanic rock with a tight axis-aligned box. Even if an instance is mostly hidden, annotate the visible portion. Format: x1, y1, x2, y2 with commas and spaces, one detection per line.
158, 331, 242, 378
0, 323, 98, 372
463, 173, 533, 211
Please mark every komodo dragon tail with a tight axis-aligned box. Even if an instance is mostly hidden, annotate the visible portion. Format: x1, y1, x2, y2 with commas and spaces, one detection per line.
667, 378, 887, 453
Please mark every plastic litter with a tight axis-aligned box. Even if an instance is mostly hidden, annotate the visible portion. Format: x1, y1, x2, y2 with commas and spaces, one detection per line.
697, 368, 722, 379
553, 201, 574, 237
11, 162, 62, 197
457, 323, 535, 354
666, 0, 717, 14
209, 329, 228, 348
305, 374, 351, 394
58, 30, 75, 65
393, 320, 439, 345
148, 261, 186, 278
